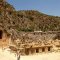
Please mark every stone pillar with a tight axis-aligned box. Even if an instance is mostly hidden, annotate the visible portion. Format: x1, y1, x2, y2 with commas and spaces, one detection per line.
29, 49, 31, 55
34, 49, 36, 53
45, 47, 48, 52
50, 47, 53, 52
39, 48, 42, 53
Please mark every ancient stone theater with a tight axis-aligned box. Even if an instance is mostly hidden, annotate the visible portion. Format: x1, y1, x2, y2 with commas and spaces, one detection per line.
0, 29, 60, 55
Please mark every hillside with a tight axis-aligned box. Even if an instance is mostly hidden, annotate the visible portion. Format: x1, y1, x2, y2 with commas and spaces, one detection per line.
16, 10, 60, 31
0, 0, 60, 34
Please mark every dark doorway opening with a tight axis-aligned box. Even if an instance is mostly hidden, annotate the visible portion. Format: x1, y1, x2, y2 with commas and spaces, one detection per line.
42, 47, 45, 52
25, 49, 29, 55
36, 48, 39, 53
0, 30, 3, 39
48, 47, 50, 51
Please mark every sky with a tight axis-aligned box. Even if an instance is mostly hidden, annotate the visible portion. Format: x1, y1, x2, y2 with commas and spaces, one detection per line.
7, 0, 60, 16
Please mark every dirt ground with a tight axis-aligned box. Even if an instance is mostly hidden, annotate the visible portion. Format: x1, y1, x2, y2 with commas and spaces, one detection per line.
0, 49, 60, 60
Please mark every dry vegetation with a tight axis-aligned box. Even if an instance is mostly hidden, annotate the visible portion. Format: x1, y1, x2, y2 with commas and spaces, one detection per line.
0, 0, 60, 45
0, 0, 60, 34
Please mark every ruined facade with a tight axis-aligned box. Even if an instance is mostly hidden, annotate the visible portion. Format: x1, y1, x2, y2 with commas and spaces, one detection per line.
0, 30, 60, 55
19, 31, 60, 55
9, 31, 60, 55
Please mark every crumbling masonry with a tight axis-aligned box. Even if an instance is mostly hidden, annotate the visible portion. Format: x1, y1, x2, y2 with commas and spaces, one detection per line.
0, 30, 60, 55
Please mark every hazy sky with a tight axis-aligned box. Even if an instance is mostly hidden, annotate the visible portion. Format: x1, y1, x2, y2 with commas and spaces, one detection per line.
7, 0, 60, 16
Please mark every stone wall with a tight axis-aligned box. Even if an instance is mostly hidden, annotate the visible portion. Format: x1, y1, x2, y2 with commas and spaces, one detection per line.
0, 29, 10, 48
9, 31, 60, 55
